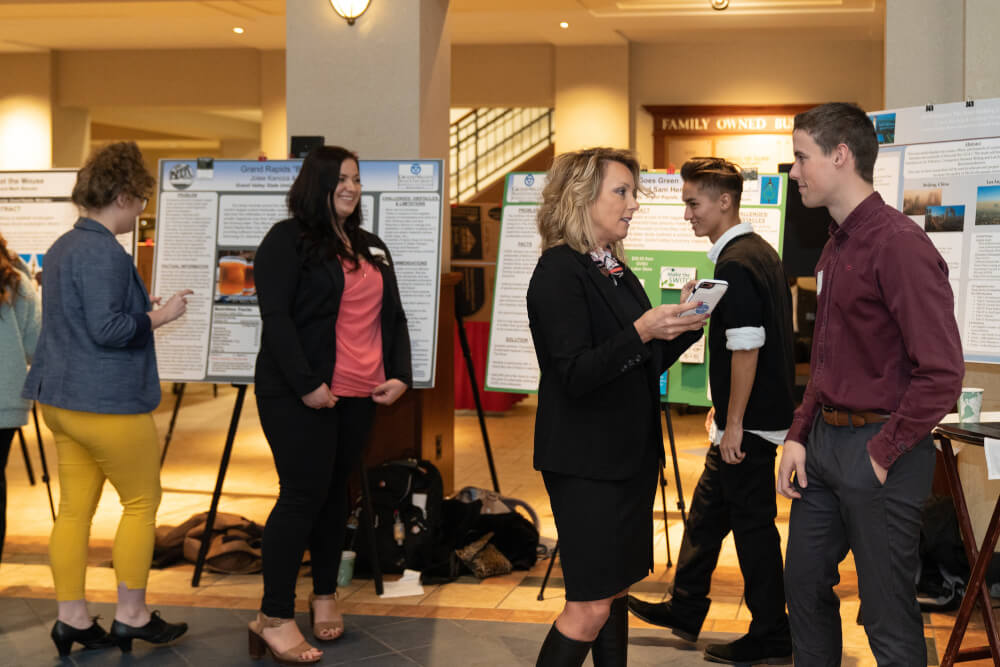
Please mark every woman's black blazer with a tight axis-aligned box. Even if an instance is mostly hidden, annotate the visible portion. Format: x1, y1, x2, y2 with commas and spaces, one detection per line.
253, 218, 412, 398
527, 244, 701, 481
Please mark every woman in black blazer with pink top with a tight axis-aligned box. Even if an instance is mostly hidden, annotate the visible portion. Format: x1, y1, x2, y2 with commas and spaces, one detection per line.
250, 146, 411, 665
527, 148, 706, 667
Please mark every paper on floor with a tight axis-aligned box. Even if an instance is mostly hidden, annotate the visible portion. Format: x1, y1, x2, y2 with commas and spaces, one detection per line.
984, 438, 1000, 480
379, 569, 425, 598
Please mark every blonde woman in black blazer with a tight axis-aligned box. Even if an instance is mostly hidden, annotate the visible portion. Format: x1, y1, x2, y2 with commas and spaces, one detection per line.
250, 146, 411, 665
528, 148, 707, 667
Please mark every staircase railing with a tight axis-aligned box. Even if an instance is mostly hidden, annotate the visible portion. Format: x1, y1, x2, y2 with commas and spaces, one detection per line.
450, 107, 554, 202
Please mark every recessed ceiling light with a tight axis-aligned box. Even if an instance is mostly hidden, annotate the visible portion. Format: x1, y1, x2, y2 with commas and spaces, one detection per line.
559, 21, 569, 29
233, 26, 245, 34
711, 0, 729, 9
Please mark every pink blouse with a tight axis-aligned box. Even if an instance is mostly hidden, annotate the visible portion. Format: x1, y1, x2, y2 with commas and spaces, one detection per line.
331, 257, 386, 397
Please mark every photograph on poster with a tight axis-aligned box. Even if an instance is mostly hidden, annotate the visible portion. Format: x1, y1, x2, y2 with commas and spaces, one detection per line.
872, 113, 896, 145
974, 185, 1000, 225
924, 205, 965, 232
214, 250, 256, 304
902, 188, 943, 215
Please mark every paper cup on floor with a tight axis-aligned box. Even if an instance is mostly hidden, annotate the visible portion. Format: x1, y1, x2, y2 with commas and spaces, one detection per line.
958, 387, 984, 424
337, 550, 356, 587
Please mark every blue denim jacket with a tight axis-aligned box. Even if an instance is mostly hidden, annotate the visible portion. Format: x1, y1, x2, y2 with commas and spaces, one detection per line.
22, 218, 159, 414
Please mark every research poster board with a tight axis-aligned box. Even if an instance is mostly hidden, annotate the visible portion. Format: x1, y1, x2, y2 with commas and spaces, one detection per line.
485, 171, 787, 406
152, 158, 444, 386
869, 97, 1000, 363
0, 170, 136, 271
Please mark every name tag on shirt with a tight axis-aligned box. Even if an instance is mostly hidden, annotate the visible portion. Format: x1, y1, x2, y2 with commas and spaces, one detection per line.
817, 270, 823, 295
369, 247, 389, 265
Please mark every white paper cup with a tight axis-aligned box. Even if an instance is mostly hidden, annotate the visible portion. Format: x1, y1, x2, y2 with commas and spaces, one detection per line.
958, 387, 984, 424
337, 550, 356, 588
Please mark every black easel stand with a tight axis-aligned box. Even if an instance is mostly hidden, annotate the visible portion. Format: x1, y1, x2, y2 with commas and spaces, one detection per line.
190, 384, 385, 596
31, 403, 55, 521
658, 465, 674, 568
454, 291, 500, 493
192, 384, 247, 587
537, 542, 559, 601
15, 428, 35, 485
661, 403, 687, 525
160, 383, 186, 468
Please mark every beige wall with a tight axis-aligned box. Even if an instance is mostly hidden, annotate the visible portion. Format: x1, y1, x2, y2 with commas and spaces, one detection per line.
0, 54, 53, 169
554, 46, 630, 153
451, 45, 554, 108
259, 49, 286, 159
630, 38, 884, 168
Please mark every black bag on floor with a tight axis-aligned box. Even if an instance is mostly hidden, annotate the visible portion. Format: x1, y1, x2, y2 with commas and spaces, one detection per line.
351, 458, 447, 577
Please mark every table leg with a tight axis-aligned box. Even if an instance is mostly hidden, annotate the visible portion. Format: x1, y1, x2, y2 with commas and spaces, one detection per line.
938, 436, 1000, 666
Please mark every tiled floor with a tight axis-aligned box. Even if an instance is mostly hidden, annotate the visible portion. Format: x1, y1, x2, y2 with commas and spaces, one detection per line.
1, 383, 996, 665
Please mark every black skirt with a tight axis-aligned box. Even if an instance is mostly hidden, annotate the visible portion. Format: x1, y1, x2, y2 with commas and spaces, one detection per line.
542, 445, 659, 601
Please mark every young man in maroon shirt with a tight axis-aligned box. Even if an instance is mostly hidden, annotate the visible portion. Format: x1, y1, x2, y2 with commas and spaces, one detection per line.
777, 102, 964, 666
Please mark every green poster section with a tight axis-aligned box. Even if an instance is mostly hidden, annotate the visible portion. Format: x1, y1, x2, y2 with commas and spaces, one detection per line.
491, 171, 788, 406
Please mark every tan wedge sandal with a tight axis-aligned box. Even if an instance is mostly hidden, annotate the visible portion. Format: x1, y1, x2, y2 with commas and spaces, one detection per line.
247, 613, 321, 665
309, 593, 345, 642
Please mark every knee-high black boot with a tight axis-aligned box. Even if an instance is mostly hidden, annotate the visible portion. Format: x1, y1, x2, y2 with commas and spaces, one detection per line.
536, 623, 593, 667
591, 596, 628, 667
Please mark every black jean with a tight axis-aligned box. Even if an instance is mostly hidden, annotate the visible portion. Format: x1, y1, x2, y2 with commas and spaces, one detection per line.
0, 428, 13, 563
256, 394, 375, 618
784, 416, 935, 666
672, 431, 789, 640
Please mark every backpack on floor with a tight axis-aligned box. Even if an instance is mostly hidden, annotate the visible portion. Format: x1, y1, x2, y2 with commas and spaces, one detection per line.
350, 458, 449, 579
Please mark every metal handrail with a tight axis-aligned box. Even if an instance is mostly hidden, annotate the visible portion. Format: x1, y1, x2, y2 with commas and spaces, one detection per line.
450, 107, 554, 202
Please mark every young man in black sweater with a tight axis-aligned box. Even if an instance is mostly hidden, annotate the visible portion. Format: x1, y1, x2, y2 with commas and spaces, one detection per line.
627, 158, 796, 665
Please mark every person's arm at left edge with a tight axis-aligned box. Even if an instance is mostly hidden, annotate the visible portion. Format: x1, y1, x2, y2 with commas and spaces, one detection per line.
867, 229, 965, 482
372, 239, 411, 406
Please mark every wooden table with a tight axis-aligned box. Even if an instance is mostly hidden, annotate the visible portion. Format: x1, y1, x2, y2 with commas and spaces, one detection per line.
934, 421, 1000, 666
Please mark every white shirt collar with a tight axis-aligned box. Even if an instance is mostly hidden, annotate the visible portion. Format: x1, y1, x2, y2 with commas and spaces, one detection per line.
707, 221, 754, 264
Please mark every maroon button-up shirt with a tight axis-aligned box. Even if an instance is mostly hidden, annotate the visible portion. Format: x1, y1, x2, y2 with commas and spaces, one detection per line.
787, 192, 964, 469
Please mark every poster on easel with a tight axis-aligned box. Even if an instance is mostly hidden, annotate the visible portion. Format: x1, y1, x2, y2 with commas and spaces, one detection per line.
152, 158, 444, 386
867, 97, 1000, 364
0, 169, 136, 275
484, 170, 788, 406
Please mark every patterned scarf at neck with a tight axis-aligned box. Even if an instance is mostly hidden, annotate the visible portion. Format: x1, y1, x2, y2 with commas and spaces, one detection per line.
590, 247, 624, 285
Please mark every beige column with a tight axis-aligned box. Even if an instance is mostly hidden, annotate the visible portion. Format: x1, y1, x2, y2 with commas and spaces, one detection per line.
51, 107, 90, 168
259, 49, 286, 159
554, 45, 630, 154
285, 0, 450, 162
0, 54, 52, 170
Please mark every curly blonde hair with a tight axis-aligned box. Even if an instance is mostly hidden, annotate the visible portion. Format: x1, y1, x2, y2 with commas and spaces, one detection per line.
536, 147, 642, 259
72, 141, 155, 211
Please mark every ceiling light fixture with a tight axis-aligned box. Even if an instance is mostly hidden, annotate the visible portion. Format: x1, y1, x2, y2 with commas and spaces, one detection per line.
232, 26, 245, 34
559, 21, 569, 29
711, 0, 729, 9
330, 0, 371, 25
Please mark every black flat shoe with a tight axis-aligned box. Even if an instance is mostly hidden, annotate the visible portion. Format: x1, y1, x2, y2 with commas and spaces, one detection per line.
109, 610, 188, 652
625, 594, 706, 642
51, 617, 116, 657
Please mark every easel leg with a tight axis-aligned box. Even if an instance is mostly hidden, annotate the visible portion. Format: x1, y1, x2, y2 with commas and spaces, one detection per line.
537, 542, 559, 601
16, 428, 35, 485
160, 382, 186, 468
662, 404, 687, 524
31, 403, 55, 521
359, 460, 384, 596
658, 465, 673, 567
455, 297, 500, 493
192, 384, 247, 587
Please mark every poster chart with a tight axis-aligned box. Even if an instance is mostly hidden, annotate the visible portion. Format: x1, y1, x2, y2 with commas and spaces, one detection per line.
869, 97, 1000, 363
485, 171, 787, 407
152, 159, 444, 386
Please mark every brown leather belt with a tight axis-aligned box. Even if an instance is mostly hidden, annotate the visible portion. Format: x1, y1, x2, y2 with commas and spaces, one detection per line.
821, 405, 890, 428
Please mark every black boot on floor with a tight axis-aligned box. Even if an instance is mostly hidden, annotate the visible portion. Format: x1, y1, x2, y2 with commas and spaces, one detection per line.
50, 618, 116, 657
626, 594, 706, 642
535, 623, 593, 667
591, 596, 628, 667
109, 610, 188, 653
703, 633, 793, 665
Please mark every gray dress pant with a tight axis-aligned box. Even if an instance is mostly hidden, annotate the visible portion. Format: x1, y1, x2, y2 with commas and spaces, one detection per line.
784, 416, 935, 666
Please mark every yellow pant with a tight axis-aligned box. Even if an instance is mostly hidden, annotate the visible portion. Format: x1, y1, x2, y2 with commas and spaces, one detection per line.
42, 404, 162, 600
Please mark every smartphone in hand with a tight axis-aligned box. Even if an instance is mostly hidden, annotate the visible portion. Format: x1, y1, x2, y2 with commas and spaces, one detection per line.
681, 279, 728, 316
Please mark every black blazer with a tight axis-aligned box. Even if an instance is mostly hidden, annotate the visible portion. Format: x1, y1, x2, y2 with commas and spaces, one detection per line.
253, 218, 412, 398
527, 244, 701, 480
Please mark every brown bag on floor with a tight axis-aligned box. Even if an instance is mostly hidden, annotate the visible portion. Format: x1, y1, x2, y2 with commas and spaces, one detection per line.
455, 531, 512, 579
154, 512, 263, 574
